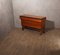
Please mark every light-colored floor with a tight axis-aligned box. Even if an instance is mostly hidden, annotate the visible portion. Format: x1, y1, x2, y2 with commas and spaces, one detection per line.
0, 28, 60, 55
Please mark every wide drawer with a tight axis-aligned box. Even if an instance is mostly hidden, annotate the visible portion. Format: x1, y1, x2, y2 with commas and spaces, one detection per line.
22, 21, 43, 29
21, 17, 42, 23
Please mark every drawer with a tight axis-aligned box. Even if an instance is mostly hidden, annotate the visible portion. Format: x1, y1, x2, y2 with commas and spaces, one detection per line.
22, 21, 43, 29
21, 17, 42, 23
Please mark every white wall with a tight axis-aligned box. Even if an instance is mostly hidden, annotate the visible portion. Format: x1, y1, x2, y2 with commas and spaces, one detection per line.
12, 0, 60, 28
0, 0, 14, 37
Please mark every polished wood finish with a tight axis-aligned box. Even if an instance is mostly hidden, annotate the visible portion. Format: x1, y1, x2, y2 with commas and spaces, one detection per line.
20, 15, 46, 34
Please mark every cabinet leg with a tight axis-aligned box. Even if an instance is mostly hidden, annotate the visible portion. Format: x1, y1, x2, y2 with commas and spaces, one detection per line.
43, 28, 45, 33
40, 28, 45, 35
22, 26, 24, 30
40, 29, 43, 35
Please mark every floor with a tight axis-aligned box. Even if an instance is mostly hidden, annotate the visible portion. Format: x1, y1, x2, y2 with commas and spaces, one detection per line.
0, 28, 60, 55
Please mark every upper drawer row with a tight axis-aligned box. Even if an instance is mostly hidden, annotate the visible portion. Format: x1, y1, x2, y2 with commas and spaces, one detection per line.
20, 17, 44, 22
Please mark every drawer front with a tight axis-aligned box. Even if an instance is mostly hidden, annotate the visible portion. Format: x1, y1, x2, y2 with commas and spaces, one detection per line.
22, 21, 43, 29
21, 17, 42, 22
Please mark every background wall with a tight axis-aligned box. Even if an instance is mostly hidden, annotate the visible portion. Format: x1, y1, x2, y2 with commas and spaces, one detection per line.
0, 0, 14, 37
12, 0, 60, 28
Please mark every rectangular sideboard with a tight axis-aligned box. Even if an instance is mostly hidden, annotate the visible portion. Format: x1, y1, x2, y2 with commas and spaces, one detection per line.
20, 15, 46, 34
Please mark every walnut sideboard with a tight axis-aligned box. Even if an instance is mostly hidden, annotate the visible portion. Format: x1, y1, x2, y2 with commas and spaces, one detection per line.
20, 15, 46, 34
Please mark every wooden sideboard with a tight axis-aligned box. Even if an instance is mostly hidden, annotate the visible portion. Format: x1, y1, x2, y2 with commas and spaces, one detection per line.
20, 15, 46, 34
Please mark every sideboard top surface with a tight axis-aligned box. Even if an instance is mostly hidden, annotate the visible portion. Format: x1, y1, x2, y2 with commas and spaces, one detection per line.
20, 14, 46, 19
